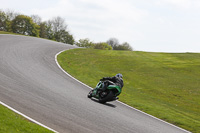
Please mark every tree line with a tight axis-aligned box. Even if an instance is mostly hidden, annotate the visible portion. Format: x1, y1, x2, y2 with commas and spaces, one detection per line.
0, 9, 133, 51
0, 9, 74, 44
75, 38, 133, 51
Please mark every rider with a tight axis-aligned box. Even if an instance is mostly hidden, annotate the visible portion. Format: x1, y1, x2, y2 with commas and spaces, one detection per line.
100, 73, 124, 91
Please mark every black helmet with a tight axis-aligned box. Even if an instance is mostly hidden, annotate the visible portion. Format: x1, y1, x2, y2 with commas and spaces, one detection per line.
116, 73, 123, 78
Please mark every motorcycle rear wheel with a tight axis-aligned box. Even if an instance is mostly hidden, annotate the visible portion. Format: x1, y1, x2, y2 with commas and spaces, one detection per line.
99, 91, 114, 104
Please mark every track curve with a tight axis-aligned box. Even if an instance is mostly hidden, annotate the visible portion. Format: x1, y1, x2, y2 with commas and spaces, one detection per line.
0, 35, 190, 133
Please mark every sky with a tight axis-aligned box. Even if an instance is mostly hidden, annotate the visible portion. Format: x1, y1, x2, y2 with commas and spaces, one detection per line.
1, 0, 200, 52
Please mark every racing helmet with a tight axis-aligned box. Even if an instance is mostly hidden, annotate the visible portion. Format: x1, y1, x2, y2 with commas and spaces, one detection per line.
116, 73, 123, 78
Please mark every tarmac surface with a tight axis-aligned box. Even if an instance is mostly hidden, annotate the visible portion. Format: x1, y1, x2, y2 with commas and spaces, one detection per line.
0, 35, 190, 133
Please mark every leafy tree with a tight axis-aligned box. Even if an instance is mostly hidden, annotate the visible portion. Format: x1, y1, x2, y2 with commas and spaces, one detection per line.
11, 15, 39, 37
0, 9, 19, 32
45, 20, 54, 40
0, 10, 7, 31
55, 30, 74, 44
51, 16, 67, 34
31, 14, 42, 25
48, 16, 74, 44
94, 42, 112, 50
0, 10, 10, 31
39, 22, 48, 38
62, 32, 74, 45
75, 38, 94, 48
107, 38, 119, 49
4, 9, 18, 21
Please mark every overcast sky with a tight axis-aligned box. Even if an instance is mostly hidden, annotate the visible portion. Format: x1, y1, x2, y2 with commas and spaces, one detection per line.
1, 0, 200, 52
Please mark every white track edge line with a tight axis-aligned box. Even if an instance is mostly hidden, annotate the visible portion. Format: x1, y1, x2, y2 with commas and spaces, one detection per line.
55, 49, 191, 133
55, 49, 93, 90
0, 101, 58, 133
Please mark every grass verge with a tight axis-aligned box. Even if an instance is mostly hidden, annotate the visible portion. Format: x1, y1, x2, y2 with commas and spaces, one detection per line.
0, 31, 20, 35
57, 48, 200, 133
0, 104, 53, 133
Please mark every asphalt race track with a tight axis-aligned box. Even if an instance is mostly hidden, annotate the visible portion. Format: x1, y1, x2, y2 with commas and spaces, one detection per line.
0, 35, 190, 133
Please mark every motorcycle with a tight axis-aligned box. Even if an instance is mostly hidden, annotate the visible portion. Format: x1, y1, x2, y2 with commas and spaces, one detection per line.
87, 80, 122, 103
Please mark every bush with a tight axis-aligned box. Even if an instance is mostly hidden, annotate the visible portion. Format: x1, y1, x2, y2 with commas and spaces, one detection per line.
113, 42, 133, 51
75, 38, 95, 48
94, 42, 112, 50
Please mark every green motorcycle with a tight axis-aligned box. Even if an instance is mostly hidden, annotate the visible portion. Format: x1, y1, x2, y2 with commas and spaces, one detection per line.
87, 80, 122, 103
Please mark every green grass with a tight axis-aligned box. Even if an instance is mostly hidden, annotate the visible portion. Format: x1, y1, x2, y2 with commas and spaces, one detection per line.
0, 31, 20, 35
0, 31, 9, 34
0, 104, 53, 133
58, 48, 200, 133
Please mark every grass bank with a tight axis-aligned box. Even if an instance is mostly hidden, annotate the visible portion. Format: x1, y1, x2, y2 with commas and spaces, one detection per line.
57, 48, 200, 133
0, 31, 19, 35
0, 104, 53, 133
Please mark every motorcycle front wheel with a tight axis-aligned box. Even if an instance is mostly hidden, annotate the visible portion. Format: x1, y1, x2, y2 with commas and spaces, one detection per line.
87, 90, 93, 98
